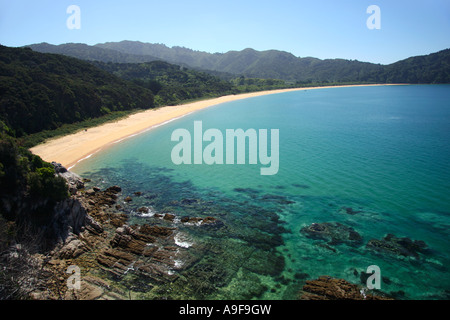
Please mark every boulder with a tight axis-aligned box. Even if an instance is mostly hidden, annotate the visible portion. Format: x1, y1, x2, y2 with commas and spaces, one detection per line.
57, 235, 88, 259
163, 213, 175, 221
139, 224, 175, 238
106, 185, 122, 193
138, 207, 149, 213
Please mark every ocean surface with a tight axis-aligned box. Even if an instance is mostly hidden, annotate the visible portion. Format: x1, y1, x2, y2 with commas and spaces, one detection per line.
74, 85, 450, 300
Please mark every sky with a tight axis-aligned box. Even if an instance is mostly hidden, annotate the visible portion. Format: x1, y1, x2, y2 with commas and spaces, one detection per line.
0, 0, 449, 65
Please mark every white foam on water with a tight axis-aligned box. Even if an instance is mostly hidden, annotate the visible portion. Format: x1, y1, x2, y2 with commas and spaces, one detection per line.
174, 232, 194, 248
174, 259, 184, 269
131, 206, 156, 217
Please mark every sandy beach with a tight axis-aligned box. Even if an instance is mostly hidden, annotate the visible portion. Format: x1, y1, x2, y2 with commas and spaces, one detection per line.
30, 84, 392, 169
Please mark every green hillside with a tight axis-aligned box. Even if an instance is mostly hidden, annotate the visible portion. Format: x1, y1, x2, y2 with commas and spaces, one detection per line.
0, 45, 154, 138
91, 60, 235, 106
368, 49, 450, 84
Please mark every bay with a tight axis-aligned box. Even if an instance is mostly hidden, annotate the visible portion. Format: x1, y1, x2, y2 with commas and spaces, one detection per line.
74, 85, 450, 300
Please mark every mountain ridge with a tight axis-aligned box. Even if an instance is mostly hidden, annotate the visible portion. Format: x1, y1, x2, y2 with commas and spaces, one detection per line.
25, 41, 450, 83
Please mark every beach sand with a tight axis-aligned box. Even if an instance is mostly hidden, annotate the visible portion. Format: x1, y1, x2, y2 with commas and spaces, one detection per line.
30, 84, 393, 169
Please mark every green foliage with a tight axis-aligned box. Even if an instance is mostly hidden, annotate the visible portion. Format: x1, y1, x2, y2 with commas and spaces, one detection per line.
0, 132, 68, 218
21, 109, 137, 148
366, 49, 450, 84
230, 76, 289, 92
28, 168, 67, 201
0, 45, 154, 138
91, 60, 236, 106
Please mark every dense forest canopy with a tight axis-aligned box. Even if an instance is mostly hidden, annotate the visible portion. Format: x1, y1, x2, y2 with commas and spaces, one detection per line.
91, 60, 236, 106
0, 45, 154, 137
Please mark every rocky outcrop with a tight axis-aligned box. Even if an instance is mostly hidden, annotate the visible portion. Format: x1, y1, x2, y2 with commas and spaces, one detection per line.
95, 221, 185, 283
300, 276, 393, 300
27, 164, 226, 300
50, 163, 107, 243
52, 162, 84, 195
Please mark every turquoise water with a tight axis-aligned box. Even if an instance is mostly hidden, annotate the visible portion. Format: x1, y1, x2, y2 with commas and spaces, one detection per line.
74, 85, 450, 300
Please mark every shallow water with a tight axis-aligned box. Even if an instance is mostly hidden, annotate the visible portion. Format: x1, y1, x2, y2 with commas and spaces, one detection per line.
74, 85, 450, 299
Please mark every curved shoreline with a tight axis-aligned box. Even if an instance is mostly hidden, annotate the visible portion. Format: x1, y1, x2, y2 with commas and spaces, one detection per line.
30, 84, 399, 169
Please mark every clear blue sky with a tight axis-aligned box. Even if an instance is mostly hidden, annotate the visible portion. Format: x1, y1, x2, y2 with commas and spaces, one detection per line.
0, 0, 449, 64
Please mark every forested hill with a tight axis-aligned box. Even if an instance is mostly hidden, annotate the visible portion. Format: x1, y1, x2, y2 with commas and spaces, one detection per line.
0, 45, 154, 138
367, 48, 450, 84
95, 41, 384, 81
90, 60, 236, 106
0, 45, 284, 147
28, 41, 450, 83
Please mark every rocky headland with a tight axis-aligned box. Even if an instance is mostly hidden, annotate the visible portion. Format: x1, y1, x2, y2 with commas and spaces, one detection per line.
16, 163, 222, 300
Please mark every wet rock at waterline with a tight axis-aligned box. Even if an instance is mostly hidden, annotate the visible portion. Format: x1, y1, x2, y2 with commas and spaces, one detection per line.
299, 276, 393, 300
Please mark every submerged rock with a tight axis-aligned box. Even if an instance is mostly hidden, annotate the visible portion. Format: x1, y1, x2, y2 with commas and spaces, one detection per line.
300, 222, 363, 246
260, 194, 295, 205
341, 207, 363, 215
180, 216, 225, 230
180, 198, 199, 205
163, 213, 175, 221
106, 185, 122, 193
366, 234, 428, 259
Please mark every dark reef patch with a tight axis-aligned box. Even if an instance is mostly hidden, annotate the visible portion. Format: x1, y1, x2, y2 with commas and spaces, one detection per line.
366, 234, 428, 259
300, 222, 363, 246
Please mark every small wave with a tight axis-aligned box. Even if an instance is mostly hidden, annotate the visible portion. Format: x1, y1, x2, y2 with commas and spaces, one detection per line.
174, 259, 184, 269
68, 153, 95, 170
174, 232, 194, 248
131, 207, 156, 218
